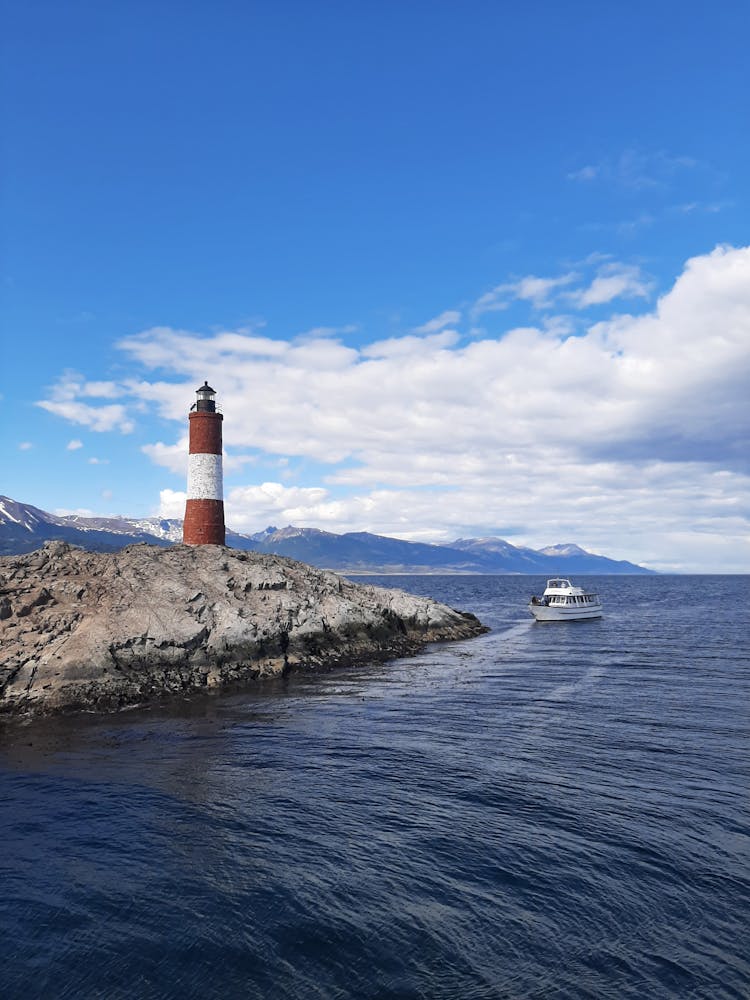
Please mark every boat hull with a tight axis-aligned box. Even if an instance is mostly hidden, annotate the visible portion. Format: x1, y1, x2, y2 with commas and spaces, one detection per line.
529, 604, 602, 622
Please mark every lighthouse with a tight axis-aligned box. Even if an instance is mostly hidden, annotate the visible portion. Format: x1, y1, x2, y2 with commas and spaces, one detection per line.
183, 381, 226, 545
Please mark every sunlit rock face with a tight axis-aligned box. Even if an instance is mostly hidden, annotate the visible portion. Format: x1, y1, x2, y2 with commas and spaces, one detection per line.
0, 541, 486, 717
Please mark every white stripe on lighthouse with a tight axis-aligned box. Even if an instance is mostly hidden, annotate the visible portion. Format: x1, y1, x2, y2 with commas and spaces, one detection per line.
187, 453, 224, 500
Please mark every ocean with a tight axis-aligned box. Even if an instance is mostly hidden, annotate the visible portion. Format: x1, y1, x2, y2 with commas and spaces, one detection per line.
1, 574, 748, 999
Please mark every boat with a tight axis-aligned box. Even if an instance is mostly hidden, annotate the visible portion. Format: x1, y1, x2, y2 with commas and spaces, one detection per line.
528, 578, 602, 622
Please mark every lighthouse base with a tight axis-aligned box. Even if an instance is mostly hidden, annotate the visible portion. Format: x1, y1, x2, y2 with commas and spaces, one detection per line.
183, 499, 225, 545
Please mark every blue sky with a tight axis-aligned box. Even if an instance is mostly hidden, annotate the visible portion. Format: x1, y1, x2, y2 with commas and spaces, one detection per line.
2, 1, 749, 572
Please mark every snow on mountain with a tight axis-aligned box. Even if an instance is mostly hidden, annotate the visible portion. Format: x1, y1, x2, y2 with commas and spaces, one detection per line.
0, 497, 47, 531
0, 496, 173, 555
538, 543, 589, 556
125, 518, 184, 542
0, 497, 654, 572
452, 536, 539, 558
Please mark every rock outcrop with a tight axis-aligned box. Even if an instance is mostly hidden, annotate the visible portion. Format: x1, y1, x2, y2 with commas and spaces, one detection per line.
0, 541, 487, 716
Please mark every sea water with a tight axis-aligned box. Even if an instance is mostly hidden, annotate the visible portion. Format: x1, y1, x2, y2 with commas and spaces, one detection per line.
1, 575, 748, 999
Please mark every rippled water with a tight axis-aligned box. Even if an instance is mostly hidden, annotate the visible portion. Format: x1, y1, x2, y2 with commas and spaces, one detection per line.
2, 575, 748, 999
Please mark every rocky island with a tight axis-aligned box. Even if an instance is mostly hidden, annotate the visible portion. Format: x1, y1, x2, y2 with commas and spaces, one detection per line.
0, 541, 487, 717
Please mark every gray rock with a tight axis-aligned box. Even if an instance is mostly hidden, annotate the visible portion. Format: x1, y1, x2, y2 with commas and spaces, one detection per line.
0, 541, 487, 717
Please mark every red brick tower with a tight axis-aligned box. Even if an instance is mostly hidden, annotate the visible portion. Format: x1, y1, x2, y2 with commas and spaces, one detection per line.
183, 381, 226, 545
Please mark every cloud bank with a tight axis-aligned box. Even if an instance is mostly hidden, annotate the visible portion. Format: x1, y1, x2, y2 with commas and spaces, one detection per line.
37, 246, 750, 571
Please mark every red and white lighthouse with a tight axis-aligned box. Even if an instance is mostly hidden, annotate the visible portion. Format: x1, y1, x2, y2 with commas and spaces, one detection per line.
183, 381, 226, 545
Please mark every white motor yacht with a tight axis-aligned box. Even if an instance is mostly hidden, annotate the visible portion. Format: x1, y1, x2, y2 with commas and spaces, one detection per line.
529, 578, 602, 621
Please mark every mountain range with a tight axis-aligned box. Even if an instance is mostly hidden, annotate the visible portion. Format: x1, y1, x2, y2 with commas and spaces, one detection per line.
0, 496, 653, 574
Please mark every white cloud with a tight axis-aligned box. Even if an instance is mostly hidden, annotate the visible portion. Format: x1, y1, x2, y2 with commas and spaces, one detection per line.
81, 380, 122, 399
566, 263, 654, 307
36, 371, 134, 433
673, 201, 728, 216
362, 329, 460, 359
473, 272, 579, 314
568, 149, 699, 190
119, 326, 288, 370
37, 399, 135, 433
150, 245, 750, 570
216, 461, 750, 574
18, 441, 33, 451
142, 437, 190, 476
87, 457, 110, 465
567, 165, 598, 181
225, 483, 331, 530
413, 310, 462, 334
297, 324, 358, 340
66, 439, 83, 451
473, 263, 653, 314
514, 274, 580, 307
36, 245, 750, 571
158, 489, 186, 519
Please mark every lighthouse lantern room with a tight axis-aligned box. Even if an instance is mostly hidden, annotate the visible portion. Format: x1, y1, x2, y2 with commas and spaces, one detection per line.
183, 381, 226, 545
195, 381, 217, 412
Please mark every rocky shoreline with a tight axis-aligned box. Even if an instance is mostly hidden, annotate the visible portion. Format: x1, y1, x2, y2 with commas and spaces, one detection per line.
0, 541, 488, 717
